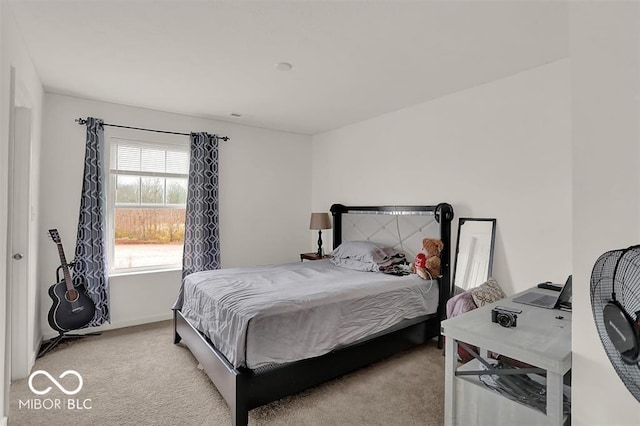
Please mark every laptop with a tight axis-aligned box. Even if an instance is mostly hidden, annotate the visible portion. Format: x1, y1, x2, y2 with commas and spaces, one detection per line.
513, 275, 572, 309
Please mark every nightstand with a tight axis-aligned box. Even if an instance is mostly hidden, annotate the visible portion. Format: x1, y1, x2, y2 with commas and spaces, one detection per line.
300, 252, 330, 262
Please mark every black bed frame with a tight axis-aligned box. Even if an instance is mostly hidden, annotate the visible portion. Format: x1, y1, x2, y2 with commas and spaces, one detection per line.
173, 203, 454, 425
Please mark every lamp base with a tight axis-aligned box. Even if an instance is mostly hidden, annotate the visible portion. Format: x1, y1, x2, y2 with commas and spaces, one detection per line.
316, 230, 324, 257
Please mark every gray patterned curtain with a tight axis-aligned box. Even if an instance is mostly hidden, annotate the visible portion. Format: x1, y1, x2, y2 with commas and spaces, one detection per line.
74, 117, 109, 326
182, 132, 220, 279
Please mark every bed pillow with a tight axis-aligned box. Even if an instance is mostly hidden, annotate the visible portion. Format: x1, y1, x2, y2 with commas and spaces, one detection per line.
331, 240, 399, 264
471, 277, 506, 307
330, 256, 379, 272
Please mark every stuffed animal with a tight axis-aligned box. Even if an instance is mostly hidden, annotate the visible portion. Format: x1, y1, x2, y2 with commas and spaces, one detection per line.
411, 238, 444, 279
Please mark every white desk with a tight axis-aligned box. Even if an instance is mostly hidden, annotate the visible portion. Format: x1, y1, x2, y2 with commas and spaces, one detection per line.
441, 287, 571, 426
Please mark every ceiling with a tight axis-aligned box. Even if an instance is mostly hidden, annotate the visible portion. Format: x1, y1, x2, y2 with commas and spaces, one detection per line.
8, 1, 568, 135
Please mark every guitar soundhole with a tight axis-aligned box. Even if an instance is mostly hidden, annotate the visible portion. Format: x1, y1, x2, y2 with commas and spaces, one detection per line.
65, 289, 79, 303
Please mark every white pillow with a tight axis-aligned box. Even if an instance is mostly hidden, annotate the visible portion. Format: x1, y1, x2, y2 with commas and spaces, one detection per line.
331, 241, 398, 264
331, 256, 380, 272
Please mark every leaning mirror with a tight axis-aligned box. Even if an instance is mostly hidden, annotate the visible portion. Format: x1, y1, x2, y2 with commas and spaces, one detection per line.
453, 218, 497, 291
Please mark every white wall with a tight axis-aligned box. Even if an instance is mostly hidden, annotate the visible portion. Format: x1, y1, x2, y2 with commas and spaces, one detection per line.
0, 0, 44, 418
312, 60, 572, 295
39, 93, 312, 338
570, 3, 640, 424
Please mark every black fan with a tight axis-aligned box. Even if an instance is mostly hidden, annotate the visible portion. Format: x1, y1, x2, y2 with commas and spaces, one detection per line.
591, 245, 640, 402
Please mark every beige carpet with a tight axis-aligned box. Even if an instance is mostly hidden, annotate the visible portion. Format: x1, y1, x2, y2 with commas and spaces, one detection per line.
8, 320, 445, 425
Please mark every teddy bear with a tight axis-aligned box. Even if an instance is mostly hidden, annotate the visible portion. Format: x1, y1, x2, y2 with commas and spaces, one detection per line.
411, 238, 444, 279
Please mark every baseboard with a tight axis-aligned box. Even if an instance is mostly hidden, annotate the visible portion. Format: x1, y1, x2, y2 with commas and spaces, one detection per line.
11, 344, 41, 380
29, 343, 38, 373
42, 312, 173, 341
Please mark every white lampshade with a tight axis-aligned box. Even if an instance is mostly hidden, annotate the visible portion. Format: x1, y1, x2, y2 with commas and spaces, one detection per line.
309, 213, 332, 230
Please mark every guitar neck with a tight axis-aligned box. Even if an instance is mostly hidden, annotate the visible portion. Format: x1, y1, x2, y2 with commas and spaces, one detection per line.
55, 243, 75, 291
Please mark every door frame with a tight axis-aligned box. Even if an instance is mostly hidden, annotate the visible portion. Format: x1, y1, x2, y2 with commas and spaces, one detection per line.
8, 105, 32, 380
2, 66, 17, 424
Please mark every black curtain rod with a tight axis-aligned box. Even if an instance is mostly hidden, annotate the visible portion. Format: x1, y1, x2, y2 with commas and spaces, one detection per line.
75, 118, 230, 141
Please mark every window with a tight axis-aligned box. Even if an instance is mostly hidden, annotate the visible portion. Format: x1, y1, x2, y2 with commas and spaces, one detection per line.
109, 138, 189, 271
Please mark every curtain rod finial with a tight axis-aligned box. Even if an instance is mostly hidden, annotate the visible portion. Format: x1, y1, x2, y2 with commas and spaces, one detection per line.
75, 117, 87, 125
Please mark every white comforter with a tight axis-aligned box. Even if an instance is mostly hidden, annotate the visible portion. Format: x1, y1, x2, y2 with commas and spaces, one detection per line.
178, 259, 439, 369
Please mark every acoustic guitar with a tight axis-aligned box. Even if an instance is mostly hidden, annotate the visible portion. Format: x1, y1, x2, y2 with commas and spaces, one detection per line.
47, 229, 95, 333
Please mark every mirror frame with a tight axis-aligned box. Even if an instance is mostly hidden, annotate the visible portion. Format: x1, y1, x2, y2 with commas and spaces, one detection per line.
452, 217, 497, 292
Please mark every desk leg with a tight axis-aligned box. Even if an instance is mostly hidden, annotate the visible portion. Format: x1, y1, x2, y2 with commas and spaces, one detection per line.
547, 371, 563, 425
444, 337, 457, 426
479, 347, 488, 359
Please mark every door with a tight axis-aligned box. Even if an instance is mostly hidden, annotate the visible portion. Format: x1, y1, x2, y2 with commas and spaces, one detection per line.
8, 105, 32, 380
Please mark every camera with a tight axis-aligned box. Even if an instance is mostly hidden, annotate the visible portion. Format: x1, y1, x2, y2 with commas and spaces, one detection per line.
491, 307, 518, 328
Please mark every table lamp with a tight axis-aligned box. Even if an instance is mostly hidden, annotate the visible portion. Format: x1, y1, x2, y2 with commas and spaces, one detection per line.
309, 213, 332, 256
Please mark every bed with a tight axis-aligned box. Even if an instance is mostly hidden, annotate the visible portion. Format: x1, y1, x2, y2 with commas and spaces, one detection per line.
173, 203, 454, 425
